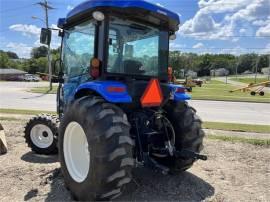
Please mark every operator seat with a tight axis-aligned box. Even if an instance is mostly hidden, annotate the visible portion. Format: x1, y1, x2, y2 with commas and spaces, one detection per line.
123, 60, 145, 75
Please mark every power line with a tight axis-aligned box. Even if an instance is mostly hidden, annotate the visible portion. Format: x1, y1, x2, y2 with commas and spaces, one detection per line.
0, 2, 261, 12
180, 34, 270, 38
36, 2, 55, 10
0, 3, 58, 14
180, 48, 270, 50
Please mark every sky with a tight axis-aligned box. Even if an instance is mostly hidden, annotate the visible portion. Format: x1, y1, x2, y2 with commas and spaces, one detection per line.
0, 0, 269, 58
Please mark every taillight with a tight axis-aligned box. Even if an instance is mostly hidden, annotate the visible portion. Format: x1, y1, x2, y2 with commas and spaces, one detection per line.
168, 67, 173, 82
90, 58, 100, 78
107, 86, 126, 93
176, 87, 185, 93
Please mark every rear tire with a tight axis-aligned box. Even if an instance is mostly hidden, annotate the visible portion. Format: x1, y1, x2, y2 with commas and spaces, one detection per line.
24, 114, 58, 155
58, 96, 134, 201
165, 101, 204, 172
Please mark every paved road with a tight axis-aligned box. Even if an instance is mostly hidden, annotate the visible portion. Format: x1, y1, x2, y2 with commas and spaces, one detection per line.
0, 82, 56, 111
0, 82, 269, 125
189, 100, 270, 125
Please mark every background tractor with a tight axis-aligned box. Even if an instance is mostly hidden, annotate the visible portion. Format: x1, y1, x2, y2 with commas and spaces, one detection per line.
24, 0, 206, 200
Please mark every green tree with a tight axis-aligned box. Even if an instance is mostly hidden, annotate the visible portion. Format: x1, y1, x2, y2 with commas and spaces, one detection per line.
31, 46, 48, 59
6, 51, 19, 59
237, 54, 257, 73
197, 54, 211, 76
0, 52, 9, 68
7, 59, 19, 69
24, 57, 48, 74
258, 55, 269, 72
51, 47, 60, 55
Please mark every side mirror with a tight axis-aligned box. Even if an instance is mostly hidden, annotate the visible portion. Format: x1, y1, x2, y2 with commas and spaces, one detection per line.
53, 58, 64, 83
40, 28, 52, 45
169, 34, 176, 40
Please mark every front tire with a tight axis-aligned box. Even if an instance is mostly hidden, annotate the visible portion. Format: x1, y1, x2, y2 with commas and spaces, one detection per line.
24, 114, 58, 155
59, 96, 134, 201
165, 101, 204, 172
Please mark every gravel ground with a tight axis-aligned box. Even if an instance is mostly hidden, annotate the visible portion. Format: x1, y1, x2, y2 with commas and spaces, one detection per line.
0, 120, 269, 202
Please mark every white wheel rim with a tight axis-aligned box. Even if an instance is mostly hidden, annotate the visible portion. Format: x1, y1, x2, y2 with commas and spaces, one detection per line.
30, 124, 54, 148
64, 122, 90, 183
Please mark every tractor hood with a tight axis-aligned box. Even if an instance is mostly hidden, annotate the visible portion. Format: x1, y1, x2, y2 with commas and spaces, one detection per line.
58, 0, 180, 31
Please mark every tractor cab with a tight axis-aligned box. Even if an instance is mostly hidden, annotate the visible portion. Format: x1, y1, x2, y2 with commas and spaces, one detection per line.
40, 0, 189, 113
58, 0, 179, 81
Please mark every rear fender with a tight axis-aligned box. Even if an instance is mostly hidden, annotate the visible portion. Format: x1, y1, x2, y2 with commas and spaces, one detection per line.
74, 81, 132, 103
168, 83, 191, 101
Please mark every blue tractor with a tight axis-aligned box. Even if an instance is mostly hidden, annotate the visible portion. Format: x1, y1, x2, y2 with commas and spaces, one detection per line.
24, 0, 206, 200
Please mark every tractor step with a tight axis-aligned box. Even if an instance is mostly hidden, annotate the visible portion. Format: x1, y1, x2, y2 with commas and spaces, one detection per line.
175, 149, 207, 161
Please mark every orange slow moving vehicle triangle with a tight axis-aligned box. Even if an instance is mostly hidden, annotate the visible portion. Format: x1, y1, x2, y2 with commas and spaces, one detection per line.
140, 78, 164, 107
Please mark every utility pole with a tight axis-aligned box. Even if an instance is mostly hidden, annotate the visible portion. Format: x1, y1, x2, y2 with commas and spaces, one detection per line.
36, 0, 54, 90
235, 52, 240, 80
254, 57, 259, 83
235, 62, 238, 79
268, 54, 270, 80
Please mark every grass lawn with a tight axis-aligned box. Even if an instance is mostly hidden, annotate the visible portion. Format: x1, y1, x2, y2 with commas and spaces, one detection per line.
0, 117, 22, 121
1, 108, 268, 133
203, 121, 270, 133
230, 77, 269, 84
29, 86, 58, 94
0, 108, 56, 115
0, 110, 269, 146
207, 135, 270, 146
191, 80, 270, 103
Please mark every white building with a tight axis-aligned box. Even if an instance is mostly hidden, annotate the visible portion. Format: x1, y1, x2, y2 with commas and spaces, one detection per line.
186, 70, 197, 78
210, 68, 229, 76
261, 67, 270, 75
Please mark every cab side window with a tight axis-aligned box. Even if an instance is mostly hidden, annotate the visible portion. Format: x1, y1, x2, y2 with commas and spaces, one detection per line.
62, 20, 95, 78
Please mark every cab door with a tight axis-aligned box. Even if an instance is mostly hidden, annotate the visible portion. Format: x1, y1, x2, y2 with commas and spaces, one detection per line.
60, 20, 96, 111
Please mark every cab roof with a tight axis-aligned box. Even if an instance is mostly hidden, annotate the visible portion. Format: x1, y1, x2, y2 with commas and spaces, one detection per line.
58, 0, 180, 31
